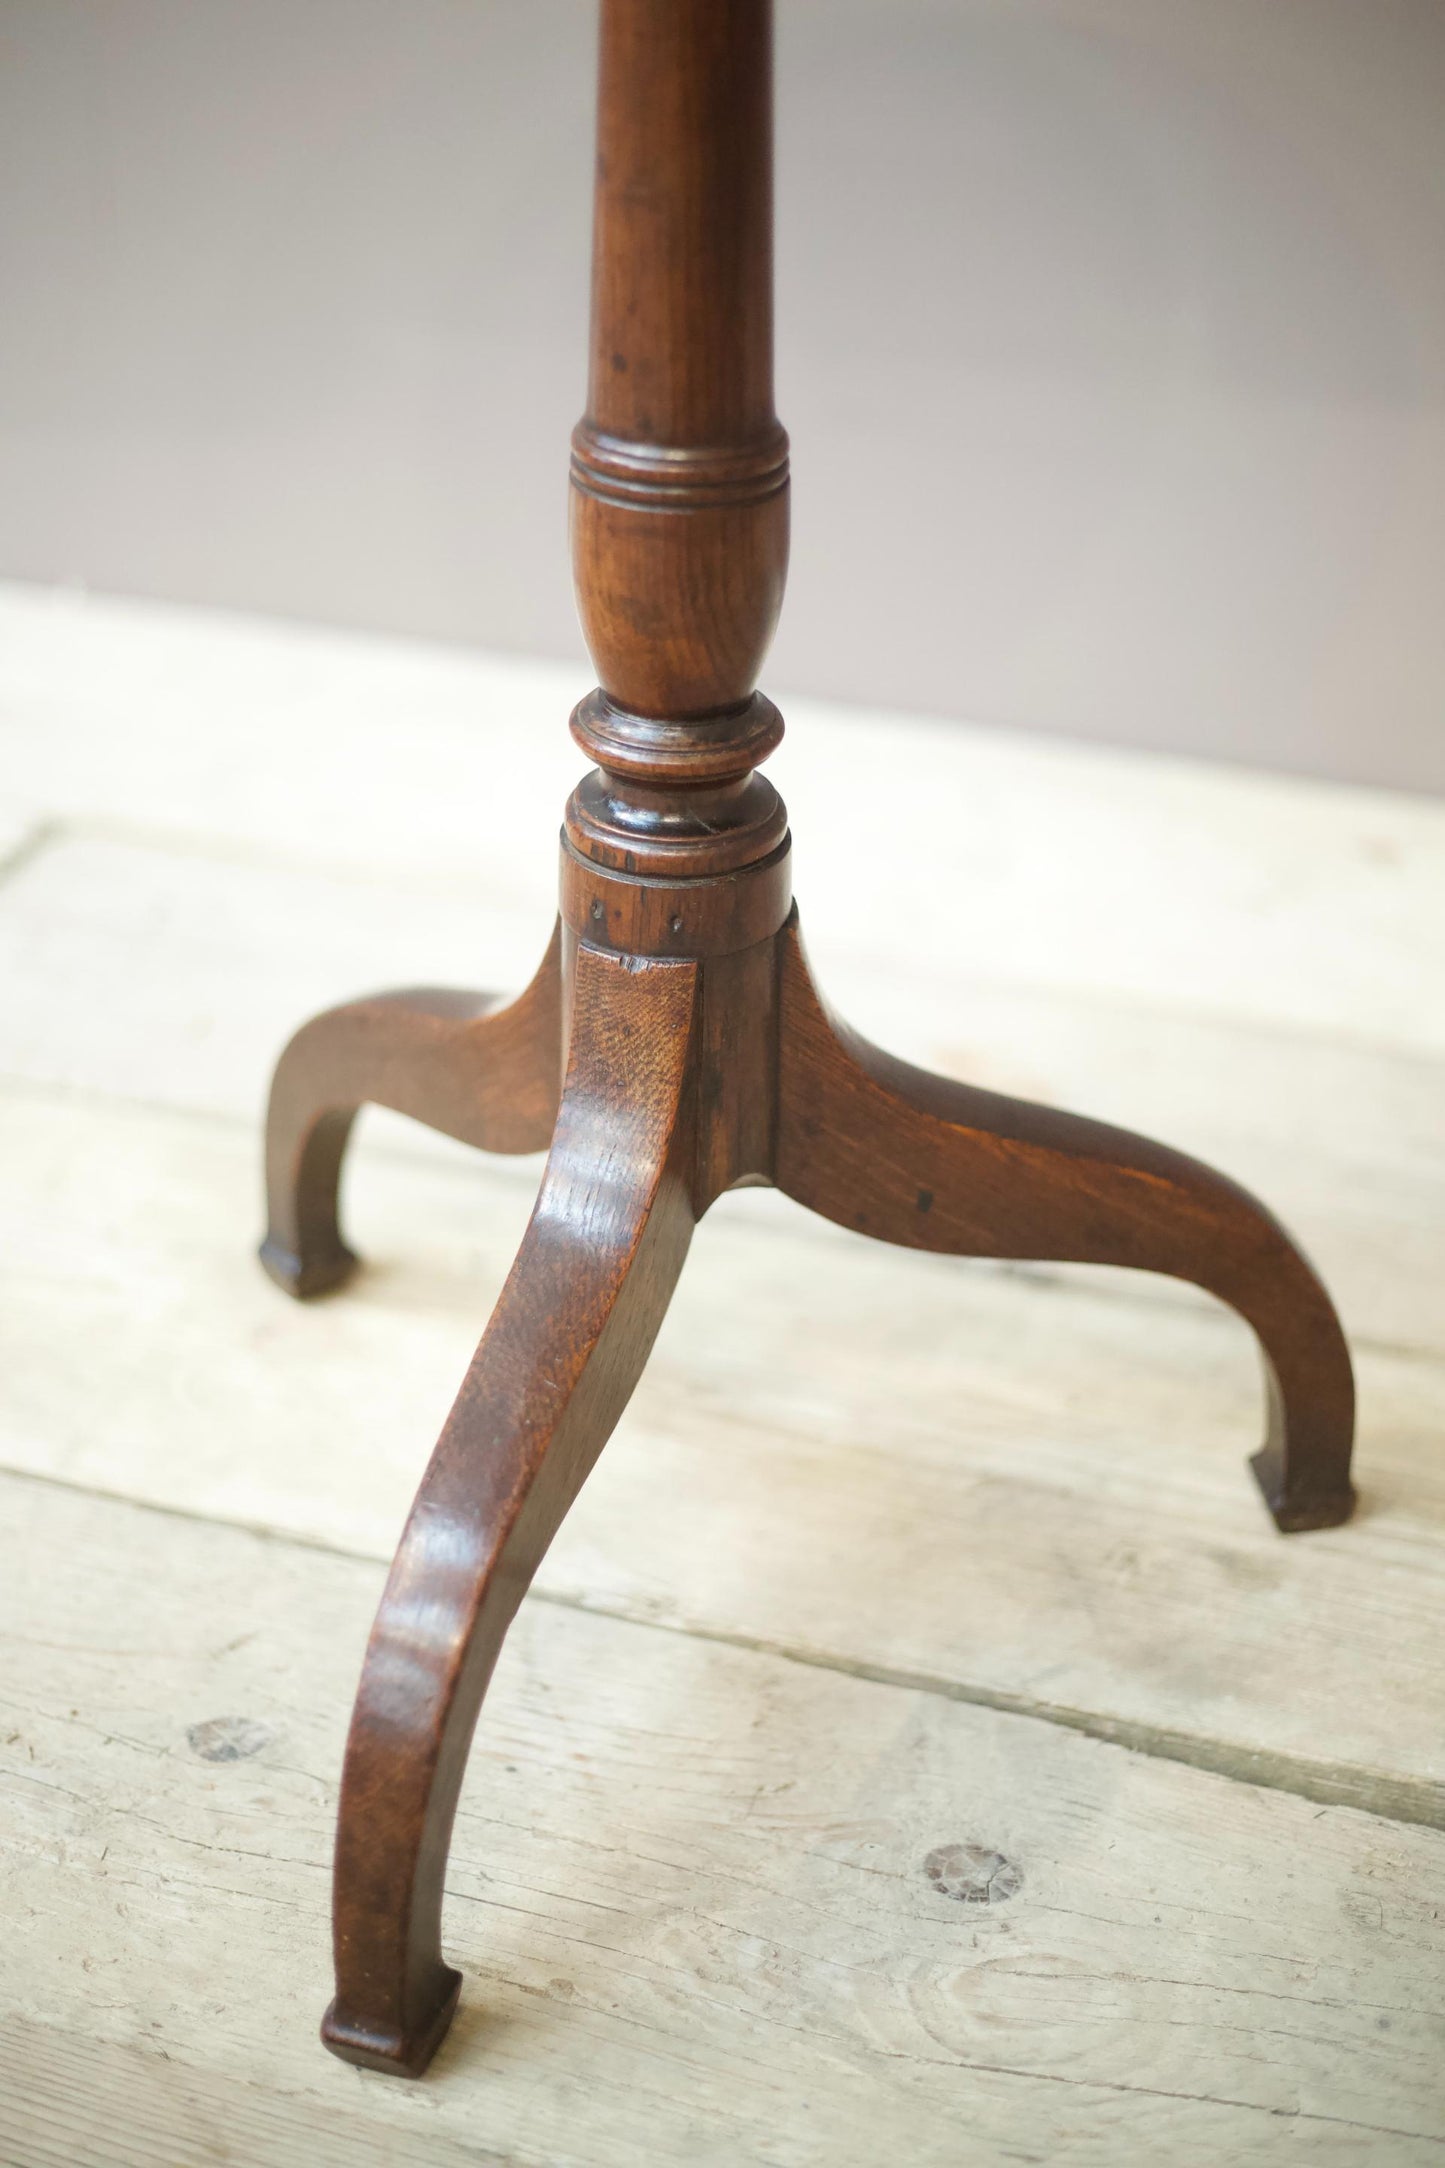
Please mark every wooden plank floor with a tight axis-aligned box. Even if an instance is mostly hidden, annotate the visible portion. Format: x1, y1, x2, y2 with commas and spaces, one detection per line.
1, 584, 1442, 2163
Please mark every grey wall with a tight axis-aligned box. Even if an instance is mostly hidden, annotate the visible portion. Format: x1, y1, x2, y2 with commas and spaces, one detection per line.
2, 0, 1443, 791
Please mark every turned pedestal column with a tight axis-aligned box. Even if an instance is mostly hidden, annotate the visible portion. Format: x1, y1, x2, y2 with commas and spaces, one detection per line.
259, 0, 1355, 2077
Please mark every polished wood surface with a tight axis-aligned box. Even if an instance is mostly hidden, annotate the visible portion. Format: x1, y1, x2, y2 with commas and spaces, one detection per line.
566, 0, 789, 906
321, 940, 698, 2072
570, 0, 787, 724
255, 0, 1357, 2078
774, 919, 1354, 1532
260, 925, 563, 1300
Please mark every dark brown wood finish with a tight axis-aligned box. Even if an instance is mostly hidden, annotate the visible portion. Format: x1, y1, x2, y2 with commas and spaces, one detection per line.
322, 940, 700, 2074
774, 919, 1355, 1533
259, 0, 1357, 2077
260, 925, 564, 1300
570, 0, 786, 724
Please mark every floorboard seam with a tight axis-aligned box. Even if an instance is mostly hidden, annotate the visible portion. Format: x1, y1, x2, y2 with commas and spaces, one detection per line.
530, 1590, 1445, 1834
5, 804, 1444, 1069
0, 816, 62, 889
4, 1462, 1439, 1837
0, 1070, 1436, 1366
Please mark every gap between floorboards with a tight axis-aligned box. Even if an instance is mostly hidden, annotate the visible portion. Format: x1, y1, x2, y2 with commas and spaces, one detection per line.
0, 1067, 1433, 1369
4, 806, 1444, 1072
5, 1462, 1439, 1839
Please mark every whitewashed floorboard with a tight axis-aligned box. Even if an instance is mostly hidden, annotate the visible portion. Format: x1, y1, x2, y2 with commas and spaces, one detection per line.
3, 584, 1442, 2161
0, 829, 1439, 1359
2, 1473, 1441, 2166
1, 583, 1442, 1054
3, 1086, 1439, 1821
0, 801, 49, 879
0, 2017, 512, 2168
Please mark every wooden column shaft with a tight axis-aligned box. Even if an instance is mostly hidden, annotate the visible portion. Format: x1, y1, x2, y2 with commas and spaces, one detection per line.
568, 0, 790, 902
585, 0, 776, 445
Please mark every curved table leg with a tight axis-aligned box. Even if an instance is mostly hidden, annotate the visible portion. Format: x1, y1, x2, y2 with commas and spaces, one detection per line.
321, 941, 700, 2075
260, 923, 564, 1298
775, 917, 1355, 1533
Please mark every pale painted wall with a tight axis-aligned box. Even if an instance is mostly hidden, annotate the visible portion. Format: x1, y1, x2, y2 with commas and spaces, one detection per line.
2, 0, 1442, 789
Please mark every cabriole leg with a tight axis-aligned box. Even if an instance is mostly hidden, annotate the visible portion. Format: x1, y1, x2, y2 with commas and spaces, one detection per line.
321, 941, 699, 2075
774, 917, 1355, 1533
260, 926, 563, 1298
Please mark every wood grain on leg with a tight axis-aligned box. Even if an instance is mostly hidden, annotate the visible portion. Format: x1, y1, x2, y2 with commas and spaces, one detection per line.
775, 917, 1355, 1533
260, 924, 563, 1298
243, 0, 1365, 2086
321, 940, 699, 2075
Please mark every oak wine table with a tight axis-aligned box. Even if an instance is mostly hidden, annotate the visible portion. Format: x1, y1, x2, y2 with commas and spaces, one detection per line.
258, 0, 1357, 2078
